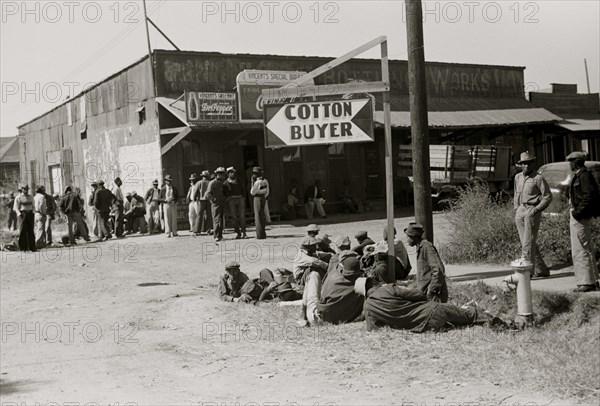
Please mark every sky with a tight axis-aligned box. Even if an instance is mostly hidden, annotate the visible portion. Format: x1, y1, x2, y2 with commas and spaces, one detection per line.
1, 0, 599, 137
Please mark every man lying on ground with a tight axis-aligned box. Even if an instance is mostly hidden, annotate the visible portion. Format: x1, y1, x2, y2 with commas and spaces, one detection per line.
354, 277, 508, 332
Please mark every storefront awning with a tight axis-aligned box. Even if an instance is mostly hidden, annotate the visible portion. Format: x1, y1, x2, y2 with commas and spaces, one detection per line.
374, 97, 561, 129
556, 118, 600, 133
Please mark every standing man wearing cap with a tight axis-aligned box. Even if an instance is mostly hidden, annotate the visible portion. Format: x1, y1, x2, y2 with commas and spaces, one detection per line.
94, 180, 113, 241
250, 166, 269, 239
61, 186, 91, 245
160, 175, 179, 238
294, 236, 329, 325
14, 184, 36, 251
567, 151, 600, 292
193, 170, 213, 235
111, 177, 125, 238
88, 181, 99, 238
405, 222, 448, 303
33, 185, 47, 249
206, 167, 227, 242
218, 261, 250, 302
186, 174, 199, 233
224, 167, 247, 239
6, 192, 18, 231
513, 151, 553, 278
145, 180, 162, 234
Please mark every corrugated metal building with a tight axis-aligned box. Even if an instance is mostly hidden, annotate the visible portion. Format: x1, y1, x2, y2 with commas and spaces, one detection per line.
0, 136, 21, 194
18, 50, 561, 223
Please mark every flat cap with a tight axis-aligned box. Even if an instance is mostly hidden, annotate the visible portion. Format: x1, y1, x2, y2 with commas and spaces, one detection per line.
566, 151, 588, 161
301, 236, 318, 247
404, 222, 425, 237
226, 166, 236, 173
335, 235, 351, 247
189, 173, 198, 180
306, 224, 320, 233
225, 261, 240, 270
354, 230, 368, 240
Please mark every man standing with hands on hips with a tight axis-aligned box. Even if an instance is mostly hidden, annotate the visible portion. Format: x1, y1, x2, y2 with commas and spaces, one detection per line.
513, 151, 552, 277
250, 166, 269, 240
566, 151, 599, 292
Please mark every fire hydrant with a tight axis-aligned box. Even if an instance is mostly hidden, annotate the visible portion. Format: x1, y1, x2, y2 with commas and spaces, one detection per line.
508, 258, 535, 329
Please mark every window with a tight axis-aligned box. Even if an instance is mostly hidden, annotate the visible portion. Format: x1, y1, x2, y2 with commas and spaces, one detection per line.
282, 147, 302, 162
136, 104, 146, 125
328, 143, 345, 158
182, 139, 202, 165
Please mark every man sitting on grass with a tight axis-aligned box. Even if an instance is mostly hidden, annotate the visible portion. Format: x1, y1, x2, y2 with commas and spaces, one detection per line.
293, 236, 329, 325
405, 222, 448, 303
355, 277, 508, 332
218, 261, 250, 302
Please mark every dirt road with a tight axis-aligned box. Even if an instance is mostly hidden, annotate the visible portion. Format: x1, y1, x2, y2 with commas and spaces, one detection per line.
0, 214, 588, 405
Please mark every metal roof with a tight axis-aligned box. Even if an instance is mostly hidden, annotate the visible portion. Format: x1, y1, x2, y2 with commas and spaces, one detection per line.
556, 118, 600, 133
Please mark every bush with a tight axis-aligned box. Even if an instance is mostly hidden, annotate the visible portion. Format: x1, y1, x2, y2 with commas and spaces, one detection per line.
440, 181, 600, 265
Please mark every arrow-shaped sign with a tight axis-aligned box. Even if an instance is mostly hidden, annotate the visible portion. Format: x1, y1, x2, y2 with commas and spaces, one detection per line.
264, 98, 374, 148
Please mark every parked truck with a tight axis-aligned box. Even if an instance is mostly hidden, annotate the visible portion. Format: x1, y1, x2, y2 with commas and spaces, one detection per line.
397, 145, 514, 208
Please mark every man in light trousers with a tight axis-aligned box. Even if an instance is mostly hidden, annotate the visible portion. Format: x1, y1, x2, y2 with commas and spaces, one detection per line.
513, 151, 552, 277
567, 151, 599, 292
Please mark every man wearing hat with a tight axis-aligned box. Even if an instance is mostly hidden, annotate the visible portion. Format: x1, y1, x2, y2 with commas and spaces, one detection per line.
224, 166, 247, 239
368, 225, 412, 281
192, 170, 213, 235
186, 173, 199, 233
405, 222, 448, 303
88, 181, 100, 237
111, 177, 125, 238
355, 277, 507, 332
13, 183, 36, 251
42, 186, 57, 246
317, 250, 365, 324
250, 166, 269, 239
205, 167, 227, 241
513, 151, 553, 277
294, 236, 329, 324
94, 180, 114, 241
61, 185, 91, 245
160, 175, 179, 237
352, 231, 375, 256
144, 179, 162, 234
567, 151, 600, 292
218, 261, 250, 302
6, 192, 18, 232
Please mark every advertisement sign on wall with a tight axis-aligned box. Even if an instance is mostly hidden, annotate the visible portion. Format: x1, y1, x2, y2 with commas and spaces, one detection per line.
185, 91, 238, 124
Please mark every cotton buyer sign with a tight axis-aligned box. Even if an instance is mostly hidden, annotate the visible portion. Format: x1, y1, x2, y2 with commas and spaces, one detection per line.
263, 98, 374, 148
185, 91, 238, 124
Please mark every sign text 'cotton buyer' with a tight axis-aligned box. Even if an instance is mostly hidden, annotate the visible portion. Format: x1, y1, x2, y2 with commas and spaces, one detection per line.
263, 98, 374, 147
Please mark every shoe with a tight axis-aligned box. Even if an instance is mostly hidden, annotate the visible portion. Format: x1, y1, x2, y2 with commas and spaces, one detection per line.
531, 272, 550, 279
573, 284, 597, 293
242, 233, 247, 239
167, 233, 172, 238
207, 230, 213, 235
215, 237, 222, 242
235, 234, 242, 239
172, 233, 178, 237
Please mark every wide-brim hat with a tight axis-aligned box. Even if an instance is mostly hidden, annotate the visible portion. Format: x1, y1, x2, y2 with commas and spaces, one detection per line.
189, 173, 198, 181
316, 234, 331, 245
152, 179, 159, 185
306, 224, 320, 233
566, 151, 587, 161
97, 180, 105, 185
18, 183, 28, 190
517, 151, 536, 164
215, 167, 226, 174
404, 222, 424, 237
354, 277, 368, 296
301, 236, 318, 248
277, 282, 295, 293
91, 181, 98, 187
252, 166, 263, 174
225, 260, 240, 270
226, 166, 236, 173
164, 175, 173, 182
200, 170, 211, 178
335, 235, 351, 247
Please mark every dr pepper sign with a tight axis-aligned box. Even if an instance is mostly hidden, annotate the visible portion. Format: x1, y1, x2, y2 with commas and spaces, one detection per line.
263, 98, 374, 148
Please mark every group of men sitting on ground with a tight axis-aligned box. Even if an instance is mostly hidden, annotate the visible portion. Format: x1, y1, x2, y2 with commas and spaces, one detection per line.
218, 222, 507, 333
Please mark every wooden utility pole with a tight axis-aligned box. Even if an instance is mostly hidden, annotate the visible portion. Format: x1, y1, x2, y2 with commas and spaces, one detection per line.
584, 59, 591, 94
142, 0, 155, 97
405, 0, 433, 243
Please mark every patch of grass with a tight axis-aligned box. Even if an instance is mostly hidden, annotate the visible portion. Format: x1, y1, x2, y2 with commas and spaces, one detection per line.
440, 182, 600, 266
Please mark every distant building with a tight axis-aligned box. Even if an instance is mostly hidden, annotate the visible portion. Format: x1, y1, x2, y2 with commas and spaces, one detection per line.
0, 136, 20, 194
530, 84, 600, 161
18, 50, 560, 223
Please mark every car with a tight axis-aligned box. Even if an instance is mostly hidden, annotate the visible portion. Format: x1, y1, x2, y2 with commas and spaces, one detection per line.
537, 161, 600, 214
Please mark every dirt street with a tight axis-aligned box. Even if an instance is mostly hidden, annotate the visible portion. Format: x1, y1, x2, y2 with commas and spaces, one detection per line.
0, 213, 585, 405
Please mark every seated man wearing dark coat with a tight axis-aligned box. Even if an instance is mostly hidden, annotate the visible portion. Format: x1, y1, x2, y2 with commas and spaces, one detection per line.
317, 251, 365, 324
355, 277, 507, 332
352, 231, 375, 257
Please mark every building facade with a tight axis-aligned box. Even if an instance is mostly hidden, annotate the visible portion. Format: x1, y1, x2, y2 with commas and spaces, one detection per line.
18, 50, 560, 224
